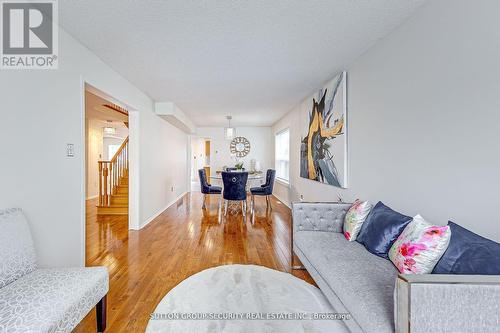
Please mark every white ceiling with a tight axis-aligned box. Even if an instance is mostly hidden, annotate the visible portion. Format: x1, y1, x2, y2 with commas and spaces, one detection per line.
85, 91, 129, 123
60, 0, 426, 126
85, 91, 129, 139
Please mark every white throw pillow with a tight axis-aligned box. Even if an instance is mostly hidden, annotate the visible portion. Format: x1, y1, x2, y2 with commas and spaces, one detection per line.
389, 214, 451, 274
343, 200, 372, 241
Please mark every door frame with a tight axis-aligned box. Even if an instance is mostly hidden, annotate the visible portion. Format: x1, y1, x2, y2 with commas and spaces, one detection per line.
80, 80, 140, 264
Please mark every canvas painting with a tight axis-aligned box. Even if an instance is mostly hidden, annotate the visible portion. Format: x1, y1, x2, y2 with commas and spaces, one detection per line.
300, 71, 347, 188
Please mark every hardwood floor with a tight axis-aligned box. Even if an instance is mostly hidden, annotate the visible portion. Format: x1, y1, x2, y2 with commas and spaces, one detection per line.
75, 192, 312, 333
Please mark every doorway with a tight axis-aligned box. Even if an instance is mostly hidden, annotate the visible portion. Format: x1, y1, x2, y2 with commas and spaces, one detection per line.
84, 84, 134, 261
190, 137, 211, 191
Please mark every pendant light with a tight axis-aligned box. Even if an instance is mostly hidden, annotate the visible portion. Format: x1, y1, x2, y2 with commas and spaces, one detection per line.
224, 115, 235, 140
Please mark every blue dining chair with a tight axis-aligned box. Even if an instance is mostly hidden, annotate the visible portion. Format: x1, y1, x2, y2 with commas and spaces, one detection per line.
198, 169, 222, 209
250, 169, 276, 217
221, 171, 248, 220
225, 167, 245, 171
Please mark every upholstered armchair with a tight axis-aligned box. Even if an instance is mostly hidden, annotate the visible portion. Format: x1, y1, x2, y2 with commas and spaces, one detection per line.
221, 171, 248, 220
250, 169, 276, 217
0, 208, 109, 333
198, 168, 222, 209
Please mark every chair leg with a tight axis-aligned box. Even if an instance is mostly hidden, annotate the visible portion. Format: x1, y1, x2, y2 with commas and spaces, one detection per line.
243, 200, 247, 219
251, 195, 255, 224
267, 195, 272, 211
96, 295, 107, 332
218, 194, 222, 223
224, 200, 228, 216
202, 194, 207, 209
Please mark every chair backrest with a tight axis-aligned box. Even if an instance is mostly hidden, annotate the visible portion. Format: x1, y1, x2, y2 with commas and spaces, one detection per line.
265, 169, 276, 194
198, 169, 210, 194
225, 167, 246, 171
0, 208, 37, 289
222, 171, 248, 201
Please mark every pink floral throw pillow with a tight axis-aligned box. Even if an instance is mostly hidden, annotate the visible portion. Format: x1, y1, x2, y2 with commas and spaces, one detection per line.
389, 215, 451, 274
343, 200, 372, 241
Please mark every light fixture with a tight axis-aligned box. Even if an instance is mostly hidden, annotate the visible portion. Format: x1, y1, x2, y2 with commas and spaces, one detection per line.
103, 121, 116, 135
224, 115, 235, 140
103, 127, 116, 135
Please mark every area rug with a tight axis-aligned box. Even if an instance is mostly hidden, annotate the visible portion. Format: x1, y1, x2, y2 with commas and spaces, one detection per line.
146, 264, 349, 332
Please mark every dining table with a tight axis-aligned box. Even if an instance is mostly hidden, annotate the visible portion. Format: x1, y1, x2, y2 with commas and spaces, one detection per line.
210, 173, 264, 190
210, 172, 264, 221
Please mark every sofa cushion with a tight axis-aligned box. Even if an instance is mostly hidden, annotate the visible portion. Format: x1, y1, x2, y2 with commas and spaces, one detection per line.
294, 231, 397, 333
357, 201, 412, 259
0, 267, 109, 333
389, 215, 451, 274
0, 208, 37, 288
433, 222, 500, 275
343, 200, 372, 241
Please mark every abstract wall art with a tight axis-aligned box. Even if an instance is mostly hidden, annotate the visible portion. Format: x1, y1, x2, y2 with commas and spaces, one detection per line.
300, 71, 347, 188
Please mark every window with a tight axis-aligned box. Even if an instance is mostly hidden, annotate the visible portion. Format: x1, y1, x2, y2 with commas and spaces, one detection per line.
275, 129, 290, 183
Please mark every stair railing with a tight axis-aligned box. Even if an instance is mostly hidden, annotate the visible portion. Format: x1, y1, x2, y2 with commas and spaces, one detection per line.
98, 136, 129, 206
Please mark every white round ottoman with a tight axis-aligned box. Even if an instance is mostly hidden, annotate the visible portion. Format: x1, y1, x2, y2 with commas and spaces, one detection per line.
146, 264, 349, 333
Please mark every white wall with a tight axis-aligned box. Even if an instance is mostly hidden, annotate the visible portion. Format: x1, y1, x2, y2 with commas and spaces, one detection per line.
103, 137, 123, 161
273, 0, 500, 242
139, 108, 188, 228
0, 28, 188, 267
195, 127, 273, 175
190, 138, 206, 181
86, 119, 104, 199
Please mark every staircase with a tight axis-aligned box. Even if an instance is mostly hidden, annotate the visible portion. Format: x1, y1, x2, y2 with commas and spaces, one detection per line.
97, 137, 129, 215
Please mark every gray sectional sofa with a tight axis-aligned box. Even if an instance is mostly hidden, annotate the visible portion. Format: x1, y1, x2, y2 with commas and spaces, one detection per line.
292, 202, 500, 333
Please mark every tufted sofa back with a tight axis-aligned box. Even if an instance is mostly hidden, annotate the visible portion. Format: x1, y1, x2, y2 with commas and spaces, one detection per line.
0, 208, 37, 288
292, 202, 352, 233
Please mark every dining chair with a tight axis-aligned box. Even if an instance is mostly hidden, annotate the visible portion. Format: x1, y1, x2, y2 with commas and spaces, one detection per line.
221, 171, 249, 220
198, 169, 222, 209
250, 169, 276, 218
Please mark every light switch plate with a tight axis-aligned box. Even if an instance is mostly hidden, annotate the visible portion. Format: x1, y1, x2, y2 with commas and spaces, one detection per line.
67, 143, 75, 157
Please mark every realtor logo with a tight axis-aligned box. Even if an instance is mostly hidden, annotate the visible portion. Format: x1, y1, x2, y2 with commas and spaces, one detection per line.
1, 0, 58, 69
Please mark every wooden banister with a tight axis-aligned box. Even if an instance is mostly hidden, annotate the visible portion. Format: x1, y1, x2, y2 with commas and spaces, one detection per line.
110, 137, 129, 164
98, 136, 129, 207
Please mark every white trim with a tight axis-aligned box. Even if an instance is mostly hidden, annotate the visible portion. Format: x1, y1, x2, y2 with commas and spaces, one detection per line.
275, 127, 289, 136
272, 193, 291, 209
275, 178, 290, 187
135, 191, 188, 230
79, 76, 86, 267
274, 127, 290, 184
128, 110, 140, 230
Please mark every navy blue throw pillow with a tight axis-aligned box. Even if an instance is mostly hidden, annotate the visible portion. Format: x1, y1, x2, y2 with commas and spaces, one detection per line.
357, 201, 412, 259
432, 222, 500, 275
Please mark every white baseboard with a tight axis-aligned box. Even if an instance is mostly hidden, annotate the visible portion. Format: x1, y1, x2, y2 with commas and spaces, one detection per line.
138, 191, 187, 230
272, 193, 291, 208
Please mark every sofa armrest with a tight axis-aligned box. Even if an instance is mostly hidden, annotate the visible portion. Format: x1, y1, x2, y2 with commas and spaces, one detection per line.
395, 274, 500, 333
292, 202, 352, 234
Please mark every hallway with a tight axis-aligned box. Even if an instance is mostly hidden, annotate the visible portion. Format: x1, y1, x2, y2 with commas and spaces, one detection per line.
76, 193, 312, 332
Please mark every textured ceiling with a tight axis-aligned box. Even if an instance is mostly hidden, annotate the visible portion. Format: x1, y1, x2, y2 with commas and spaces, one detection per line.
85, 91, 128, 123
60, 0, 426, 126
